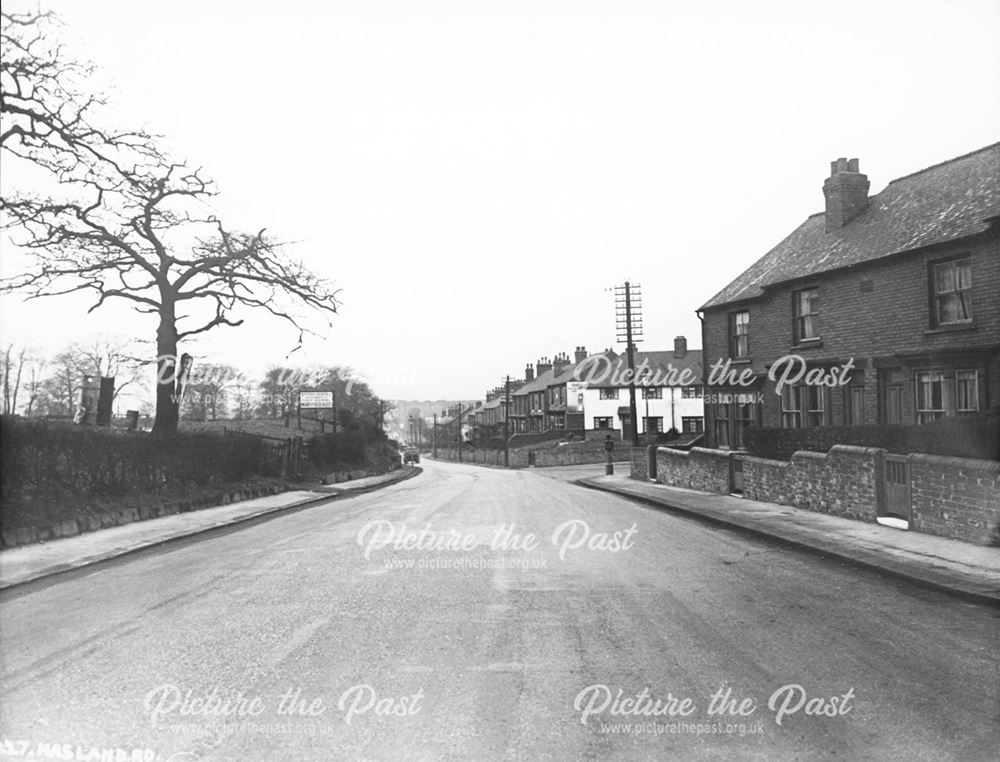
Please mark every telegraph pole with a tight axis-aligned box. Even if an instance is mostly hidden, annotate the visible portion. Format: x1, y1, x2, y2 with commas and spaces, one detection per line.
503, 375, 511, 468
614, 280, 643, 447
457, 404, 463, 462
432, 413, 438, 457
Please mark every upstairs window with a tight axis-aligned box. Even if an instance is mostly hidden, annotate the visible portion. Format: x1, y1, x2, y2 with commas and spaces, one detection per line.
932, 257, 973, 326
681, 386, 703, 399
729, 310, 750, 358
793, 288, 820, 343
642, 387, 662, 399
599, 388, 618, 400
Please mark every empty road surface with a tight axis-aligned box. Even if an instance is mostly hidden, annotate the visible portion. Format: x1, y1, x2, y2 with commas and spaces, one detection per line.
1, 459, 997, 761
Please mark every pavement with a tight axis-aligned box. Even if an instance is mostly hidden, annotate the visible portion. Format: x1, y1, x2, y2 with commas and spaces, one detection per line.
578, 473, 1000, 605
0, 465, 420, 591
3, 457, 998, 760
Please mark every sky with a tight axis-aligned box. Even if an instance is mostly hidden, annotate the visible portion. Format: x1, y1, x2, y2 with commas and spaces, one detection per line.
2, 0, 999, 401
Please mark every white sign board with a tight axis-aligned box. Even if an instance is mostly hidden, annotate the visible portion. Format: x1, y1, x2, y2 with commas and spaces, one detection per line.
566, 382, 587, 412
299, 391, 334, 408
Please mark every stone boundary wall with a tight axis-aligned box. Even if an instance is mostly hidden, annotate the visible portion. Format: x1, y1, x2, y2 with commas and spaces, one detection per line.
432, 446, 627, 468
742, 446, 881, 523
630, 444, 1000, 546
433, 448, 529, 467
1, 463, 405, 549
631, 447, 649, 480
1, 481, 287, 548
654, 446, 734, 494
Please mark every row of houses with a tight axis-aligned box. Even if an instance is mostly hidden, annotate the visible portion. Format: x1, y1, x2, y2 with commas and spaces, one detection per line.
438, 339, 707, 446
699, 143, 999, 449
437, 142, 999, 454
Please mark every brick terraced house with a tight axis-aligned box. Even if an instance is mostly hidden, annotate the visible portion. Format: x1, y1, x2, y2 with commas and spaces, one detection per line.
698, 144, 1000, 449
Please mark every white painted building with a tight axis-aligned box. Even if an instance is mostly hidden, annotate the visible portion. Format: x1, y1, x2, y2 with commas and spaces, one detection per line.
575, 338, 705, 439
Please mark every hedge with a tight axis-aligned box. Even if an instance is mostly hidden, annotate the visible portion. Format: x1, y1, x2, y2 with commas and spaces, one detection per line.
0, 416, 270, 504
743, 414, 1000, 461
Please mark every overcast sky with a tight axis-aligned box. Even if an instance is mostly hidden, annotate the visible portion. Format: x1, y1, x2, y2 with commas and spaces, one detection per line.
2, 0, 998, 401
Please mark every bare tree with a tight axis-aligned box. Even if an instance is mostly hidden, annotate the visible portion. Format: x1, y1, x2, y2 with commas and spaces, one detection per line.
1, 11, 339, 435
31, 349, 83, 417
1, 10, 156, 180
181, 363, 237, 421
231, 378, 257, 420
1, 344, 27, 414
75, 335, 144, 401
22, 353, 46, 416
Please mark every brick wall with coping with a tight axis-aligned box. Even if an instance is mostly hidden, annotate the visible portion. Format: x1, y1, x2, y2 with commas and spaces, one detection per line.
909, 454, 1000, 545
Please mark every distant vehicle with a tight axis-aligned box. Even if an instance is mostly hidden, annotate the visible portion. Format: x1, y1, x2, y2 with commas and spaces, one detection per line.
403, 448, 420, 464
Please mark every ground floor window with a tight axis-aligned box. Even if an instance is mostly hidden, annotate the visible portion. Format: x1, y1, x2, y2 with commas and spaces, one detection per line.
780, 385, 801, 428
643, 416, 662, 434
782, 384, 828, 427
593, 416, 613, 429
916, 368, 981, 422
714, 403, 731, 447
682, 416, 704, 433
916, 371, 946, 423
806, 386, 828, 427
956, 370, 979, 415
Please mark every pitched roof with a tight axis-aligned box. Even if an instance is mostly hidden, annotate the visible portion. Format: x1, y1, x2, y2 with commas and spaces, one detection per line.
579, 349, 703, 387
548, 349, 621, 387
701, 143, 1000, 310
512, 368, 557, 396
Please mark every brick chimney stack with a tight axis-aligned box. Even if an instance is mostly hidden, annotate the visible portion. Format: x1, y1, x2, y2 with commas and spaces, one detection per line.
553, 352, 571, 375
524, 363, 534, 382
823, 157, 869, 232
673, 336, 687, 358
536, 356, 553, 375
574, 345, 588, 363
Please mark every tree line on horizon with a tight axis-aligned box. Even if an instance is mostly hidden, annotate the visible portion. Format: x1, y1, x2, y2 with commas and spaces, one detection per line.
0, 338, 388, 428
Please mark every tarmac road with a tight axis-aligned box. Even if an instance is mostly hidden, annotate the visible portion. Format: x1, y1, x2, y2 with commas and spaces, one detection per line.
1, 459, 997, 761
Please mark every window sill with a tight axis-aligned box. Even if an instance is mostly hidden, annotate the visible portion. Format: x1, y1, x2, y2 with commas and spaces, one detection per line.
924, 323, 976, 336
727, 357, 753, 364
790, 340, 823, 350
